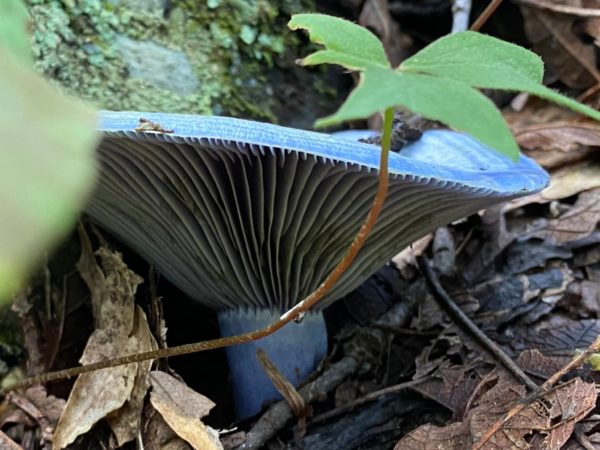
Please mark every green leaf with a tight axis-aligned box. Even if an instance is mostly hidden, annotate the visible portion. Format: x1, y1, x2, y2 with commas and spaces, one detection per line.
316, 66, 519, 159
400, 31, 543, 86
400, 31, 600, 122
0, 48, 99, 303
0, 0, 32, 66
522, 83, 600, 121
288, 13, 389, 70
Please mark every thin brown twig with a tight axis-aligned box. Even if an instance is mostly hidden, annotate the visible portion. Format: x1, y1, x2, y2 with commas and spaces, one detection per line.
1, 109, 395, 395
417, 256, 538, 391
470, 0, 505, 31
577, 82, 600, 103
472, 334, 600, 450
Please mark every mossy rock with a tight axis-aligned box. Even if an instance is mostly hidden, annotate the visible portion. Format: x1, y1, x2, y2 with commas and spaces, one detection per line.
26, 0, 342, 126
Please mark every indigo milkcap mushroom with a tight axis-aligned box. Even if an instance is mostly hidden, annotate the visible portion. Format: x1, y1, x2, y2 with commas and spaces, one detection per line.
87, 111, 549, 419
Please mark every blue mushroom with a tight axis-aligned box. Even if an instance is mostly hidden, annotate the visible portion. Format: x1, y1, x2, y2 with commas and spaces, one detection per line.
88, 111, 549, 419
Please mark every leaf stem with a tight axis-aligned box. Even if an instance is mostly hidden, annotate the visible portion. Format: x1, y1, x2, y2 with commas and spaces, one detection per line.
1, 108, 395, 393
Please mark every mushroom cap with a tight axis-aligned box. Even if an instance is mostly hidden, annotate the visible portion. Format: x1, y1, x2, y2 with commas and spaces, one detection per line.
87, 111, 548, 311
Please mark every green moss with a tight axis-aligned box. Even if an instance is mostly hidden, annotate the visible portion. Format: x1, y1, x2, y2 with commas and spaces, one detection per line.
25, 0, 317, 121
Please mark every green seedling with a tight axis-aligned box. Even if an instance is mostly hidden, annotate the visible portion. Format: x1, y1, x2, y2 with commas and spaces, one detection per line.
289, 13, 600, 161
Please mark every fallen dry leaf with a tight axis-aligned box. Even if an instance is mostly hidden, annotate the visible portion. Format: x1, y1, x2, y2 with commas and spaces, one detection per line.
392, 234, 433, 278
531, 188, 600, 244
542, 378, 597, 448
0, 430, 22, 450
107, 306, 157, 447
6, 386, 66, 446
52, 331, 139, 449
412, 362, 481, 414
515, 349, 567, 379
516, 121, 600, 154
149, 371, 222, 450
515, 120, 600, 173
397, 373, 597, 449
521, 6, 599, 88
358, 0, 408, 66
22, 386, 65, 425
52, 231, 150, 449
541, 160, 600, 200
142, 403, 194, 450
509, 316, 600, 356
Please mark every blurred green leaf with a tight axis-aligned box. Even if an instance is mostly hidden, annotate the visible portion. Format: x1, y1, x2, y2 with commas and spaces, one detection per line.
0, 0, 32, 66
317, 66, 519, 159
288, 13, 389, 70
0, 48, 99, 303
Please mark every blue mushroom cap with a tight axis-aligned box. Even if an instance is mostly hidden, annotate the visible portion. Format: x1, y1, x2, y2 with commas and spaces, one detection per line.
89, 110, 549, 418
92, 111, 548, 311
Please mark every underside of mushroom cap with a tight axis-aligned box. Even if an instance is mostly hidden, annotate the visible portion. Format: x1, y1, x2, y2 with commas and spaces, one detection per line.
87, 111, 549, 311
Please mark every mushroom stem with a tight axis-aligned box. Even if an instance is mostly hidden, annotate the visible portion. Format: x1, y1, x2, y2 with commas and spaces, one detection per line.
218, 308, 327, 419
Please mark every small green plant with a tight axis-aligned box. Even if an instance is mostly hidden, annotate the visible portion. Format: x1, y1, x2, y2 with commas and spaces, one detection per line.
288, 13, 600, 161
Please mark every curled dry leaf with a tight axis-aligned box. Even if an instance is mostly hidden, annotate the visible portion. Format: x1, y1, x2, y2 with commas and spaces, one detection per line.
52, 233, 153, 449
508, 102, 599, 171
149, 371, 222, 450
516, 121, 600, 155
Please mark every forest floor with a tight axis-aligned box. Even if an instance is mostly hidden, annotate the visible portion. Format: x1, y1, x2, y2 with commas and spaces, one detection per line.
4, 1, 600, 449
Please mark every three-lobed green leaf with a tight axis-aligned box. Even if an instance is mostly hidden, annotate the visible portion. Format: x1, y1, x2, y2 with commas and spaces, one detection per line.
289, 14, 600, 160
